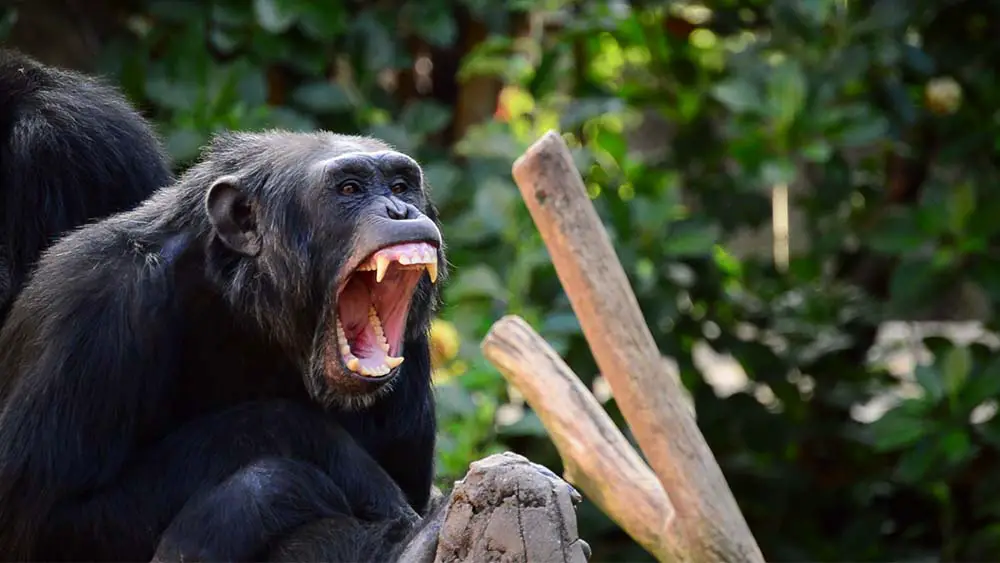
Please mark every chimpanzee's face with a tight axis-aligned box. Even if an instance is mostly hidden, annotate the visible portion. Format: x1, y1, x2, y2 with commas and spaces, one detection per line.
203, 133, 446, 409
310, 149, 443, 401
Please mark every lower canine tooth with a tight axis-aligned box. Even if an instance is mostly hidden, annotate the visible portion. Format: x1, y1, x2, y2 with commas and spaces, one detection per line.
346, 357, 361, 372
386, 356, 404, 368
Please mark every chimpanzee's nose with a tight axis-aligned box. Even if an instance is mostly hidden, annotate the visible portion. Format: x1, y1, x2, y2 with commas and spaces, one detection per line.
385, 198, 411, 220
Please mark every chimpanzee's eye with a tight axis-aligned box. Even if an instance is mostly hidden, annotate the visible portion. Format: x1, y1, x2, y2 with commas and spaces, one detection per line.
338, 180, 361, 195
390, 181, 408, 195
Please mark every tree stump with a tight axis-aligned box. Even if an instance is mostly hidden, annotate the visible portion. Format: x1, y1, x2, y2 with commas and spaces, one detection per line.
429, 452, 589, 563
393, 452, 589, 563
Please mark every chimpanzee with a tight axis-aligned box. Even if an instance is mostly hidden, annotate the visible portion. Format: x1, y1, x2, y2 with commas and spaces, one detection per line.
0, 49, 172, 325
0, 110, 451, 559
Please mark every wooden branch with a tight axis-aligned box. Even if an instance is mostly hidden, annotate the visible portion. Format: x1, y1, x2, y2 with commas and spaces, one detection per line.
509, 130, 764, 563
481, 315, 674, 561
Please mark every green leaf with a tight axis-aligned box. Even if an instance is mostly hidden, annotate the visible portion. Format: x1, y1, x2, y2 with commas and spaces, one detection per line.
422, 162, 462, 204
948, 182, 977, 235
472, 177, 518, 236
592, 128, 628, 164
148, 0, 204, 22
434, 383, 478, 418
760, 159, 796, 186
446, 265, 509, 302
867, 210, 926, 254
144, 73, 201, 111
942, 346, 972, 398
355, 13, 396, 71
291, 81, 355, 113
457, 36, 516, 81
365, 123, 416, 155
940, 428, 974, 465
298, 3, 346, 39
801, 139, 832, 163
264, 106, 316, 131
893, 440, 937, 483
960, 357, 1000, 412
236, 68, 268, 107
164, 127, 206, 163
869, 401, 931, 452
559, 98, 626, 130
400, 101, 453, 136
887, 257, 937, 311
915, 364, 945, 402
663, 220, 721, 257
541, 312, 582, 336
767, 61, 807, 133
711, 78, 762, 114
497, 410, 549, 437
834, 115, 889, 147
412, 8, 457, 47
253, 0, 298, 33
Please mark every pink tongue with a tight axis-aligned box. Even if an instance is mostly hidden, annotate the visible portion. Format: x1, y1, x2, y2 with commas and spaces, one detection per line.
372, 242, 436, 261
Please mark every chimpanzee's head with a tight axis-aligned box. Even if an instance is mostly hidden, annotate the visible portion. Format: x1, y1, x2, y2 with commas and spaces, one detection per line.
199, 131, 447, 409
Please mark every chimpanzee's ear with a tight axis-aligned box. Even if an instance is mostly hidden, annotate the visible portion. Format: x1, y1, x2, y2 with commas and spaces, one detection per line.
205, 175, 261, 256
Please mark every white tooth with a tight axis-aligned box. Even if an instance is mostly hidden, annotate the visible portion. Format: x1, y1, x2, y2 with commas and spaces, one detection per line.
386, 356, 404, 368
376, 255, 390, 283
426, 259, 438, 284
340, 344, 351, 356
398, 255, 411, 265
369, 306, 390, 353
346, 357, 361, 372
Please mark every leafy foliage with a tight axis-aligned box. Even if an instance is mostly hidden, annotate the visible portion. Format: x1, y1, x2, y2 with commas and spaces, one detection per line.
6, 0, 1000, 559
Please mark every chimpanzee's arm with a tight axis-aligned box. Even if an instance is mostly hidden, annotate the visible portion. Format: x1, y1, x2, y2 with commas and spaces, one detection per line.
36, 400, 420, 561
0, 254, 180, 559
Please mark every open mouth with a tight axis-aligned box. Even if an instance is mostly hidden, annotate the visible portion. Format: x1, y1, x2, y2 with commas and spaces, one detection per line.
333, 241, 438, 379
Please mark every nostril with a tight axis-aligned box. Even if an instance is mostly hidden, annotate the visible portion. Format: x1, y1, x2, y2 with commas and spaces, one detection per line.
385, 200, 407, 220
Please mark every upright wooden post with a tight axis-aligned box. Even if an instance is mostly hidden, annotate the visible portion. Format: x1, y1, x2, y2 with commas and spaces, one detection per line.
495, 130, 763, 562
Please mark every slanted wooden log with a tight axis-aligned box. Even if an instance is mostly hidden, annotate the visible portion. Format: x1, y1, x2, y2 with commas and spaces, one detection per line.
494, 130, 763, 562
482, 316, 674, 561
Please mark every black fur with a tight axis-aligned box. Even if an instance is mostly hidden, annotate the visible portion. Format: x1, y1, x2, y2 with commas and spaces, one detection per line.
0, 49, 172, 324
0, 127, 448, 560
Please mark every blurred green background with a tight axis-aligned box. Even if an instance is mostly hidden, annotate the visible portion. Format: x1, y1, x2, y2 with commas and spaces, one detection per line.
5, 0, 1000, 560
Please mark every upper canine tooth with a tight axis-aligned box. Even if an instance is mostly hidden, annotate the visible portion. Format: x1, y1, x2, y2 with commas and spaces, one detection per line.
375, 255, 390, 283
426, 260, 438, 284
